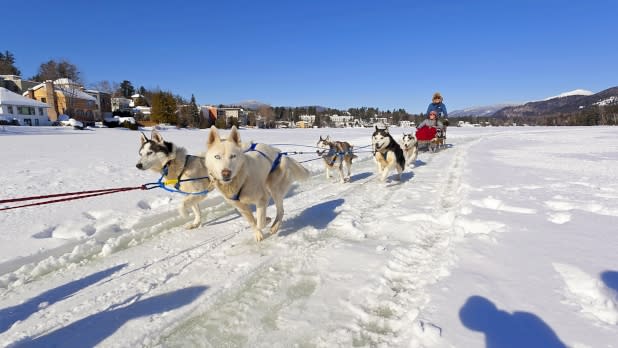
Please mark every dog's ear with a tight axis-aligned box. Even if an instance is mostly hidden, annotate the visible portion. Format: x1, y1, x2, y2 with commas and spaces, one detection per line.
325, 135, 331, 141
151, 130, 164, 144
228, 126, 241, 145
139, 132, 148, 145
207, 126, 220, 147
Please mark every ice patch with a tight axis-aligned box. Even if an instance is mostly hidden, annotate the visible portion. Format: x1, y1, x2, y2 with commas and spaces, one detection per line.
454, 218, 506, 237
470, 196, 536, 214
547, 212, 571, 224
553, 263, 618, 325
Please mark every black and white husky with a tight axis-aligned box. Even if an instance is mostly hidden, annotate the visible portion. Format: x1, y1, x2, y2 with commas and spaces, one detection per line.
136, 130, 214, 229
401, 132, 418, 166
371, 126, 406, 181
316, 135, 357, 183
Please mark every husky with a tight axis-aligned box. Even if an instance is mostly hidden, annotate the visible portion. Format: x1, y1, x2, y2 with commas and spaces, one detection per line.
136, 130, 214, 229
205, 126, 310, 242
371, 126, 406, 182
401, 132, 418, 166
316, 135, 357, 183
429, 128, 446, 152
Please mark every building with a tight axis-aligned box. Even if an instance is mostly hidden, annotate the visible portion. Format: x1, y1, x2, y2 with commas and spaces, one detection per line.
111, 97, 132, 112
25, 79, 97, 122
298, 114, 316, 127
0, 75, 38, 94
329, 114, 354, 127
0, 87, 50, 126
216, 107, 248, 125
84, 89, 112, 120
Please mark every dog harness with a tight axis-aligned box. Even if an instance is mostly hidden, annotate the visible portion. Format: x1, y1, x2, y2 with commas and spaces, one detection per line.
227, 143, 283, 201
160, 155, 211, 195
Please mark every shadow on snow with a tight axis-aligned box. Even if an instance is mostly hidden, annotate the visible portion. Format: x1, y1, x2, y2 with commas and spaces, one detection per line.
601, 270, 618, 295
0, 263, 128, 334
459, 295, 567, 348
279, 198, 345, 237
14, 286, 208, 348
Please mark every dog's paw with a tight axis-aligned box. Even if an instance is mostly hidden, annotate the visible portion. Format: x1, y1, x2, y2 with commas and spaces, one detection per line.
343, 176, 351, 183
184, 220, 201, 229
254, 231, 265, 242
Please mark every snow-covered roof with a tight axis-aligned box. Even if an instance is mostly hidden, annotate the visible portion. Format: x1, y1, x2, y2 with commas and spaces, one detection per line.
0, 87, 49, 107
28, 81, 97, 102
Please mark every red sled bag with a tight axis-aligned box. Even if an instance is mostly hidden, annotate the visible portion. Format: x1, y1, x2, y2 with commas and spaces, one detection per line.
416, 126, 437, 141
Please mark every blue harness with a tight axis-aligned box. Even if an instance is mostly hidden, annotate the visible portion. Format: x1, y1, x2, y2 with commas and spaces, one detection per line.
229, 143, 283, 201
159, 155, 210, 195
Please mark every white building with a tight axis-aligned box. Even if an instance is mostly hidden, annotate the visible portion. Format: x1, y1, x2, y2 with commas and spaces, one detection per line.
0, 87, 50, 126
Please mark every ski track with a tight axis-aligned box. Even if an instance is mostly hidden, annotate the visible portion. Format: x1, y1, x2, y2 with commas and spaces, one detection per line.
0, 136, 478, 347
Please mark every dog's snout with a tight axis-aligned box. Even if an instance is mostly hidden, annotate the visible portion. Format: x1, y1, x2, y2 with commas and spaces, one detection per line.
136, 163, 143, 170
221, 168, 232, 180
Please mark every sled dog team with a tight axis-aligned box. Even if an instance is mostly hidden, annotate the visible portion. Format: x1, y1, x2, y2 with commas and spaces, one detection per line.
136, 125, 424, 242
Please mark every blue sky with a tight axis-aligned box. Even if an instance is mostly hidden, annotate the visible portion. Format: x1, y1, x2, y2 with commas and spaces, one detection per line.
4, 0, 617, 112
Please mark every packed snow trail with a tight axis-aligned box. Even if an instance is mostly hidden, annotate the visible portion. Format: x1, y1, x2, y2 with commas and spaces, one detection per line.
0, 135, 477, 347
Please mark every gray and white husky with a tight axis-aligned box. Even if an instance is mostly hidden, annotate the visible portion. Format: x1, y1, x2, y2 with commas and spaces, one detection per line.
316, 135, 357, 183
205, 126, 310, 242
372, 126, 406, 182
136, 130, 214, 229
401, 132, 418, 166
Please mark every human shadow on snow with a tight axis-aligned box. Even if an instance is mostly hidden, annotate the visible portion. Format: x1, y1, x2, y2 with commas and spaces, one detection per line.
14, 285, 208, 348
0, 263, 127, 334
601, 270, 618, 295
278, 198, 345, 237
459, 295, 567, 348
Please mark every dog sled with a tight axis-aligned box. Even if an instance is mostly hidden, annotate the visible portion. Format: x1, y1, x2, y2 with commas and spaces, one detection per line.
416, 126, 447, 152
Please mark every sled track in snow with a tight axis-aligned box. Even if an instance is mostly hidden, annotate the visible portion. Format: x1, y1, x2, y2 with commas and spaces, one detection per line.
159, 139, 478, 347
0, 136, 480, 347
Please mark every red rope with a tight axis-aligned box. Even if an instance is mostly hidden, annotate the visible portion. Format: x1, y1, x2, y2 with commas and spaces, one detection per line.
0, 186, 145, 211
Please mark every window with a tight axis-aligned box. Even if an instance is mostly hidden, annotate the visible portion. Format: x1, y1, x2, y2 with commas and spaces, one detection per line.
39, 108, 44, 115
8, 105, 13, 114
17, 106, 35, 115
35, 119, 40, 126
41, 97, 47, 103
23, 118, 32, 126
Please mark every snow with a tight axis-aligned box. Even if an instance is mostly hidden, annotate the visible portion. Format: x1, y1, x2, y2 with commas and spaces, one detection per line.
0, 125, 617, 347
544, 89, 594, 100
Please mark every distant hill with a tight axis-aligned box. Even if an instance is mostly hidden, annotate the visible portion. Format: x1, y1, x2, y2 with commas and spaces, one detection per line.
543, 89, 593, 101
493, 87, 618, 118
450, 103, 520, 117
233, 100, 271, 109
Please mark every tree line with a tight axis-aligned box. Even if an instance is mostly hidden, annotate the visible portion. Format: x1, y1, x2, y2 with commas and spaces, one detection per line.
3, 50, 616, 128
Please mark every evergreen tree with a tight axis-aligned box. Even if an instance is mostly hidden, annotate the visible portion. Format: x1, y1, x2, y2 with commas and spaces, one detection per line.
189, 94, 200, 128
151, 91, 178, 124
0, 50, 21, 75
119, 80, 135, 98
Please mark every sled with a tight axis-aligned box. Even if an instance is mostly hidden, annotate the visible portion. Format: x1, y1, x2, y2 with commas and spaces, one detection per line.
416, 127, 446, 152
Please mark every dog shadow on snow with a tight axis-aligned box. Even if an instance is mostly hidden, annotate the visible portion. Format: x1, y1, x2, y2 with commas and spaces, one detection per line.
601, 270, 618, 294
278, 198, 345, 237
14, 285, 208, 348
459, 295, 567, 348
0, 264, 128, 334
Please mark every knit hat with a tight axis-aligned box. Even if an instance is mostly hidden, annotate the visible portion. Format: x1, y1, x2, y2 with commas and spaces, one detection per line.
432, 92, 443, 101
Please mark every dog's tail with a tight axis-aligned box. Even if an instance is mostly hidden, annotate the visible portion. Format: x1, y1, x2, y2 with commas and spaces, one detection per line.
281, 156, 311, 182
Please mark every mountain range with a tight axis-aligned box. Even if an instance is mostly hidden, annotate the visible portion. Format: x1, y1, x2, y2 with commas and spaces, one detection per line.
449, 88, 613, 118
492, 87, 618, 118
233, 87, 618, 118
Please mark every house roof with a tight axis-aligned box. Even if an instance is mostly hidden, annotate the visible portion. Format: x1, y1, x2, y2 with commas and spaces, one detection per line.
28, 80, 97, 102
0, 87, 49, 107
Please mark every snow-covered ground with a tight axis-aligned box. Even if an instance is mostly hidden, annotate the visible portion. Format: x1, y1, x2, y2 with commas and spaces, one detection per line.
0, 125, 617, 347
